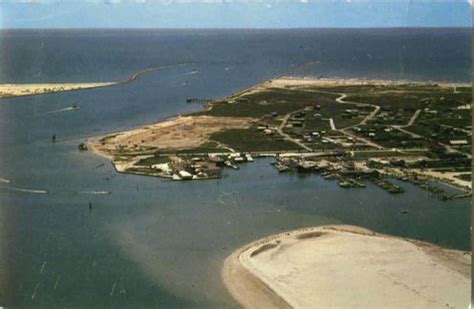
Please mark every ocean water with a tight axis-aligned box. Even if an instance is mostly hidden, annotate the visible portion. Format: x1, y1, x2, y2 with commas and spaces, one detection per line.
0, 28, 471, 307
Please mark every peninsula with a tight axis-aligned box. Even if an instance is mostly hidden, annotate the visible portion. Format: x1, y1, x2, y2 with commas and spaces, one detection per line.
88, 77, 472, 198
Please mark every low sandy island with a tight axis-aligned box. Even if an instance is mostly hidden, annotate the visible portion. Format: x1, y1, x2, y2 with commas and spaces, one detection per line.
223, 225, 471, 308
0, 82, 116, 99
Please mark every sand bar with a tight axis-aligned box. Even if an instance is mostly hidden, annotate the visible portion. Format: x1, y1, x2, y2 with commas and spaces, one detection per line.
0, 82, 116, 99
0, 64, 190, 100
223, 225, 471, 308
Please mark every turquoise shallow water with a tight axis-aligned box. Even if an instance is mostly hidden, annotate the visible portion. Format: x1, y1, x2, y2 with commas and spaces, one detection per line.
0, 29, 470, 307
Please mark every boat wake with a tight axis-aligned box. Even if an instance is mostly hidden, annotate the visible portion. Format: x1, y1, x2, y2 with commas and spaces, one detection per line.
184, 70, 199, 75
79, 190, 111, 195
0, 185, 48, 194
37, 105, 80, 116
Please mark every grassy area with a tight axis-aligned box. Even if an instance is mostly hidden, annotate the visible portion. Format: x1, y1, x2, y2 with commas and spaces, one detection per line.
455, 173, 471, 181
99, 134, 120, 143
155, 141, 224, 155
108, 82, 471, 162
302, 83, 462, 94
302, 116, 332, 131
210, 128, 303, 152
344, 89, 471, 127
136, 155, 170, 167
198, 89, 338, 118
349, 125, 429, 149
409, 111, 471, 146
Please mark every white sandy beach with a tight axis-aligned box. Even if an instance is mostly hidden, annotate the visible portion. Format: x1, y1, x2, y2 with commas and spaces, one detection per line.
223, 225, 471, 308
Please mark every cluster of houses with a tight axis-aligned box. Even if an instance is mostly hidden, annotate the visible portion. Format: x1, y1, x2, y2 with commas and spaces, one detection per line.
150, 153, 255, 181
374, 108, 412, 124
341, 108, 366, 119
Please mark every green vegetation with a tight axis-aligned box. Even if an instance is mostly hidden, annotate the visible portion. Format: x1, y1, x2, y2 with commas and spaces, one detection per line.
193, 83, 472, 154
198, 88, 338, 118
136, 155, 170, 167
99, 134, 120, 143
455, 173, 471, 181
210, 128, 302, 152
350, 125, 430, 149
155, 141, 224, 155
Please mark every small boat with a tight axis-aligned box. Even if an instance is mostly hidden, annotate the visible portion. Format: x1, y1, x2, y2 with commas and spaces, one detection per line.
78, 143, 88, 151
276, 164, 290, 173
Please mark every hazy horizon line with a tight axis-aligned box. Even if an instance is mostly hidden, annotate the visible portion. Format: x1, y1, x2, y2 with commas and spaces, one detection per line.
1, 26, 471, 31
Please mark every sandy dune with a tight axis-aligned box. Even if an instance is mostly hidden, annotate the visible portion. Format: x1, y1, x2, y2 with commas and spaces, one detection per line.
223, 225, 471, 308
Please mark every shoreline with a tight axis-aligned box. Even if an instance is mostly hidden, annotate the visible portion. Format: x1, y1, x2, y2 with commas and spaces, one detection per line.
0, 63, 189, 100
223, 225, 471, 308
277, 76, 471, 88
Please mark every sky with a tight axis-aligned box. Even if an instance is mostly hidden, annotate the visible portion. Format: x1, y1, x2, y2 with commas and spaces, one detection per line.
0, 0, 472, 29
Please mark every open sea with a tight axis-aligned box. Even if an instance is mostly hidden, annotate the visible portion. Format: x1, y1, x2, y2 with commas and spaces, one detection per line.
0, 28, 471, 307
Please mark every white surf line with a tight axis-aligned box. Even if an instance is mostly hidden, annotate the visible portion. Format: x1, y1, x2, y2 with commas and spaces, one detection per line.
0, 177, 10, 183
1, 186, 48, 194
54, 275, 61, 290
110, 282, 117, 297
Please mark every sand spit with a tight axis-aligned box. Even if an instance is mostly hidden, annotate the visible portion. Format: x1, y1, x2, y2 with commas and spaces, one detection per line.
0, 82, 116, 99
0, 64, 191, 100
223, 225, 471, 308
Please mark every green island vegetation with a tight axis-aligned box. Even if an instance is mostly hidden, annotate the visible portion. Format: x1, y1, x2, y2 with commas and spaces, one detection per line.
92, 80, 472, 200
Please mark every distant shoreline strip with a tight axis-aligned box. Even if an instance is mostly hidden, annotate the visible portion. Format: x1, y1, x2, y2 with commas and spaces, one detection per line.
0, 62, 192, 100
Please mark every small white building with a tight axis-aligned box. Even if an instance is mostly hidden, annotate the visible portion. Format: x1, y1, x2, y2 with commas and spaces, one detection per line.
178, 170, 193, 180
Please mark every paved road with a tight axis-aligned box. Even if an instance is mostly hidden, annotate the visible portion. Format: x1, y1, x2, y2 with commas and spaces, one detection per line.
392, 109, 421, 129
299, 89, 385, 149
276, 110, 313, 152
